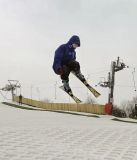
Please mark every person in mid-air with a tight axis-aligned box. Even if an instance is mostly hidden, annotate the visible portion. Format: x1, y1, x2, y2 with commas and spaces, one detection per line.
53, 35, 86, 92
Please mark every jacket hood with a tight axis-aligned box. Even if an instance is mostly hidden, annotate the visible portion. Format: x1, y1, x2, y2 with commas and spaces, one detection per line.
67, 35, 80, 47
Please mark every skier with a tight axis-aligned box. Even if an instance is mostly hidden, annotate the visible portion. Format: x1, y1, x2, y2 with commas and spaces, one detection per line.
53, 35, 86, 92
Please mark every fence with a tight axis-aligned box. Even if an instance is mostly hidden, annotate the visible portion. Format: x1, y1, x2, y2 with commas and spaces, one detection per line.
13, 96, 105, 115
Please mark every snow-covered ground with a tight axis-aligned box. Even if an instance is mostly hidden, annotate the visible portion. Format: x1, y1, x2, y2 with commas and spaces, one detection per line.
0, 102, 137, 160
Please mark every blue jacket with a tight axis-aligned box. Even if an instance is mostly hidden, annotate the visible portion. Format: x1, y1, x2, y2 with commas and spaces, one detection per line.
53, 35, 80, 74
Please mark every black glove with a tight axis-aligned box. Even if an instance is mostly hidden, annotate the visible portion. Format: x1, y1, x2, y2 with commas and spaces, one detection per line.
57, 68, 63, 75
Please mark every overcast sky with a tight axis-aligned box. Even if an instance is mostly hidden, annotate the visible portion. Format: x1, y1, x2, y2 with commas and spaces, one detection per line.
0, 0, 137, 105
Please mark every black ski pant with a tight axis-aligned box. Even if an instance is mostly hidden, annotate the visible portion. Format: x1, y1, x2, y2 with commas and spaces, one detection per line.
61, 60, 80, 81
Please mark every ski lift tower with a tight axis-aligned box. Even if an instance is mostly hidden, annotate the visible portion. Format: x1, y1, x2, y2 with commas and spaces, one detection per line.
98, 57, 127, 105
1, 80, 21, 101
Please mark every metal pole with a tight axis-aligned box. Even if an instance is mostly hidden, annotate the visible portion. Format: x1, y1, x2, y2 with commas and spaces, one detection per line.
30, 85, 33, 100
109, 61, 116, 104
11, 88, 14, 101
54, 81, 57, 99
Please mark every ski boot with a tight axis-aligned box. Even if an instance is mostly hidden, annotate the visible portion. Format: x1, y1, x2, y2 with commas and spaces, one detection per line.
75, 72, 86, 82
62, 80, 72, 93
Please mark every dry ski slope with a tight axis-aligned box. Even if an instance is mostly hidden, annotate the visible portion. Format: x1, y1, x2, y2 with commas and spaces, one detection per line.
0, 102, 137, 160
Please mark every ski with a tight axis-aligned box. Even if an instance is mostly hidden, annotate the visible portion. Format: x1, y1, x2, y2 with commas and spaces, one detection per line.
72, 72, 101, 98
59, 86, 82, 103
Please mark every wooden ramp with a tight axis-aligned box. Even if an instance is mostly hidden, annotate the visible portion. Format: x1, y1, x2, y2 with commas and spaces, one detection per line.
13, 96, 105, 115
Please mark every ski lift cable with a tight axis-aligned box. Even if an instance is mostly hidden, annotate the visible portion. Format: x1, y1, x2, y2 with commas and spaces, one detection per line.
0, 90, 9, 100
132, 68, 136, 91
115, 65, 136, 91
116, 85, 136, 88
88, 69, 109, 75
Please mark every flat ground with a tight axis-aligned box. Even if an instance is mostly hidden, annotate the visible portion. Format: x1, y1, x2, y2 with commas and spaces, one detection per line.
0, 102, 137, 160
